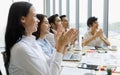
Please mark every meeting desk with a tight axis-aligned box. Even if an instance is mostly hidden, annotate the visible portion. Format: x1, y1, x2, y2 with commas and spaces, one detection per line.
61, 46, 120, 75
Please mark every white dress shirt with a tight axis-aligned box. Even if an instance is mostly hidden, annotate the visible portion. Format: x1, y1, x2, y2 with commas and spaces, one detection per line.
83, 31, 105, 47
9, 35, 62, 75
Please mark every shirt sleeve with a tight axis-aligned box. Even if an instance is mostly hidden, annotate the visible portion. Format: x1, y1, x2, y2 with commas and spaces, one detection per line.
13, 45, 49, 75
11, 43, 62, 75
83, 32, 90, 42
49, 51, 63, 75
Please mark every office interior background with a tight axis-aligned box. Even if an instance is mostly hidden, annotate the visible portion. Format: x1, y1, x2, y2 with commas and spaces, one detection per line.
0, 0, 120, 50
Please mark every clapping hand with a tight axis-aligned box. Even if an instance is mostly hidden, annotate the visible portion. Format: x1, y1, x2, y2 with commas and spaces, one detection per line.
94, 28, 103, 38
54, 24, 78, 54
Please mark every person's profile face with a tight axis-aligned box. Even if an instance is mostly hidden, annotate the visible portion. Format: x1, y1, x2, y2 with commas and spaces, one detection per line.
61, 17, 69, 29
54, 17, 61, 30
91, 21, 98, 30
40, 17, 50, 35
21, 6, 40, 34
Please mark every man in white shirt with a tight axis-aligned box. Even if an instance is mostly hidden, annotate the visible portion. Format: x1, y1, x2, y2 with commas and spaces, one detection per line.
46, 14, 62, 47
60, 15, 69, 32
82, 16, 110, 47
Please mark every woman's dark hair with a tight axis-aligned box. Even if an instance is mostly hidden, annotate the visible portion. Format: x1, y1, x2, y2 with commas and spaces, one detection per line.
33, 14, 47, 39
87, 16, 97, 28
5, 2, 32, 73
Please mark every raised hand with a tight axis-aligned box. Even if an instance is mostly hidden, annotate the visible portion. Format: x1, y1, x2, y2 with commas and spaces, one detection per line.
70, 30, 79, 45
94, 28, 103, 38
55, 28, 78, 54
98, 29, 104, 38
54, 23, 65, 47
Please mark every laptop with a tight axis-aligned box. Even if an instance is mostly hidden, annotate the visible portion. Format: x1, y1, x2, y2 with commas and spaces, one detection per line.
63, 52, 82, 61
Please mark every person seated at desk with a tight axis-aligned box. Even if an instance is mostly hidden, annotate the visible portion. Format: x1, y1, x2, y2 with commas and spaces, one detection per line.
82, 16, 110, 47
60, 15, 79, 46
60, 15, 69, 32
5, 2, 78, 75
33, 14, 56, 57
46, 14, 62, 47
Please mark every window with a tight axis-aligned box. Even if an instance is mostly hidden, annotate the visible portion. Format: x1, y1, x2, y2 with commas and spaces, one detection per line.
109, 0, 120, 46
13, 0, 28, 2
50, 0, 53, 15
55, 0, 59, 14
92, 0, 104, 28
61, 0, 66, 15
30, 0, 44, 14
77, 0, 88, 46
0, 0, 12, 47
69, 0, 76, 28
79, 0, 88, 36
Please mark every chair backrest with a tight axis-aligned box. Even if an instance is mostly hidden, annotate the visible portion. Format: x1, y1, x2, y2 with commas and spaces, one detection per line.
0, 51, 7, 75
0, 70, 2, 75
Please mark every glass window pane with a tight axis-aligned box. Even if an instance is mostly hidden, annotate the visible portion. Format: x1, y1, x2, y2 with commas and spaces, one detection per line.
55, 0, 59, 14
79, 0, 88, 36
50, 0, 53, 15
92, 0, 104, 28
14, 0, 28, 2
0, 0, 12, 47
109, 0, 120, 47
61, 0, 66, 15
79, 0, 88, 46
30, 0, 43, 14
69, 0, 76, 28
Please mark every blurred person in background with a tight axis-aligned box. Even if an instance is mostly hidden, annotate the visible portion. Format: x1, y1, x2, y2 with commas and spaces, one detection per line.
82, 16, 110, 47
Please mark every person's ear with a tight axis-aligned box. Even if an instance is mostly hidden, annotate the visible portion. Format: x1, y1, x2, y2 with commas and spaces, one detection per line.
21, 16, 25, 23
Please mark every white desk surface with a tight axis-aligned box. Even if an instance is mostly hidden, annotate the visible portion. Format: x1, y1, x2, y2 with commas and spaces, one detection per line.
61, 46, 120, 75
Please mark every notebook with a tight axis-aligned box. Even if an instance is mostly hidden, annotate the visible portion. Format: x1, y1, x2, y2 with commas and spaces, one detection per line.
60, 67, 94, 75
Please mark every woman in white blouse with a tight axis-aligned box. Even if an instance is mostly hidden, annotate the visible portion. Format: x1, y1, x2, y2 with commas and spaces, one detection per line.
82, 16, 110, 47
5, 2, 78, 75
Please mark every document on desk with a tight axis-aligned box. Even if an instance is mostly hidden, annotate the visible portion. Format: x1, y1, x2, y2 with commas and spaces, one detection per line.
61, 61, 80, 67
60, 67, 92, 75
80, 53, 105, 65
80, 53, 120, 66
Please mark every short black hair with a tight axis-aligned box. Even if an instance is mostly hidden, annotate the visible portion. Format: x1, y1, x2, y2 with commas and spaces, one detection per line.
87, 16, 97, 27
60, 15, 66, 21
48, 14, 59, 33
48, 14, 59, 25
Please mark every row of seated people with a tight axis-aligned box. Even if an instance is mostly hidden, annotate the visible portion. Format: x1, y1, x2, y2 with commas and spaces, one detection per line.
3, 1, 110, 75
44, 14, 111, 54
4, 1, 78, 75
